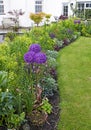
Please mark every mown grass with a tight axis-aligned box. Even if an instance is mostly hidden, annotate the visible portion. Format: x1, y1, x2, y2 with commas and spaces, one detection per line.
57, 37, 91, 130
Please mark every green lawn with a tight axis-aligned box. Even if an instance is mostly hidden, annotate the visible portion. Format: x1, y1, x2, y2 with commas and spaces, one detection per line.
57, 37, 91, 130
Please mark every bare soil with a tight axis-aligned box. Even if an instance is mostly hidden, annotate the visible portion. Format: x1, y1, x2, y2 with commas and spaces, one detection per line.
20, 90, 60, 130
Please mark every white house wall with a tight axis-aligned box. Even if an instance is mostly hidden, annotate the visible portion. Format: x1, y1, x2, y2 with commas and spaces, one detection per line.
0, 0, 62, 27
62, 0, 91, 17
1, 0, 91, 27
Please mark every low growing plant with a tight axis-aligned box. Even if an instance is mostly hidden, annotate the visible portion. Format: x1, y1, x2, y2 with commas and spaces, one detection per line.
40, 77, 58, 97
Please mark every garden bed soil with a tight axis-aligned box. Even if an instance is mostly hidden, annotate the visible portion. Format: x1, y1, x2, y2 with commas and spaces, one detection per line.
20, 90, 60, 130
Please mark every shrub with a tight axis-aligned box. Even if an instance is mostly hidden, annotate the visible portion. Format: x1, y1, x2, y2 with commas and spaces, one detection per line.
27, 27, 55, 51
6, 32, 16, 41
85, 9, 91, 19
30, 12, 45, 26
40, 77, 57, 97
59, 15, 68, 20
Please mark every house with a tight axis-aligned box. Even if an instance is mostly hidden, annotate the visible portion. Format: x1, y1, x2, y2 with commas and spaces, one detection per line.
62, 0, 91, 19
0, 0, 91, 27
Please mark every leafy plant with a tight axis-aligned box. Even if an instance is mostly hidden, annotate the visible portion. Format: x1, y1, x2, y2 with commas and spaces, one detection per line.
0, 90, 15, 126
28, 27, 55, 51
0, 71, 8, 91
54, 38, 63, 51
30, 12, 45, 26
46, 50, 58, 59
45, 13, 51, 25
8, 9, 25, 30
7, 112, 25, 129
6, 32, 16, 41
38, 98, 52, 114
47, 56, 58, 68
85, 9, 91, 19
40, 77, 57, 97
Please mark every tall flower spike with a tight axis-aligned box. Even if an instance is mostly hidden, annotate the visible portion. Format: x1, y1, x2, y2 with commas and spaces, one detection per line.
29, 43, 41, 53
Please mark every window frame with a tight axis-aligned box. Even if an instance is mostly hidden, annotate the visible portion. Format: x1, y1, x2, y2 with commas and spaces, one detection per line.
35, 0, 43, 13
0, 0, 4, 15
63, 5, 68, 16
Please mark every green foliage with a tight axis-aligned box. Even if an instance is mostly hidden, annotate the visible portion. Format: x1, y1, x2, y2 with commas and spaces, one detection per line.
27, 27, 55, 51
5, 32, 16, 41
39, 98, 52, 114
46, 50, 58, 59
0, 35, 35, 116
0, 91, 14, 115
30, 12, 51, 26
40, 77, 57, 97
85, 9, 91, 19
46, 50, 58, 69
81, 22, 91, 37
2, 17, 91, 129
30, 12, 45, 26
0, 43, 10, 70
0, 71, 8, 91
47, 56, 58, 68
54, 38, 63, 49
7, 112, 25, 129
0, 91, 15, 126
58, 37, 91, 130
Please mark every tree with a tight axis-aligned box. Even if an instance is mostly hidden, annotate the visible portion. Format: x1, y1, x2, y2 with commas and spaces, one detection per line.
8, 9, 25, 30
30, 12, 45, 26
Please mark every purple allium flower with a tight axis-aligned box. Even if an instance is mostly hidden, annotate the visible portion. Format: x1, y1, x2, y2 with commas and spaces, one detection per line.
59, 15, 68, 20
24, 51, 35, 63
34, 52, 47, 64
67, 29, 73, 34
49, 33, 55, 39
74, 20, 81, 24
29, 44, 41, 53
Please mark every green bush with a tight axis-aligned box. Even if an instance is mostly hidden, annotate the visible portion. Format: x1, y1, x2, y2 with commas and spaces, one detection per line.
27, 27, 55, 51
85, 9, 91, 19
40, 77, 57, 97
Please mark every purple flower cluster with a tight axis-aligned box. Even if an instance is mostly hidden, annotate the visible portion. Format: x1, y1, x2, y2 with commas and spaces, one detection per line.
24, 43, 47, 64
34, 52, 47, 64
24, 51, 35, 63
67, 29, 73, 34
59, 15, 68, 20
49, 33, 55, 39
74, 20, 81, 24
29, 43, 41, 53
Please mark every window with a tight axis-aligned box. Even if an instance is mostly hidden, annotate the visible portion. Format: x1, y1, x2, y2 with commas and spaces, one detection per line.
0, 0, 4, 14
77, 2, 84, 18
63, 5, 68, 16
35, 0, 42, 13
86, 3, 91, 8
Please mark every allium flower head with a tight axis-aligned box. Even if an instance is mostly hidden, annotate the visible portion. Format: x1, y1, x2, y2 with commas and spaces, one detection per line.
29, 43, 41, 53
74, 20, 81, 24
49, 33, 55, 39
24, 51, 35, 63
34, 52, 47, 64
67, 29, 73, 34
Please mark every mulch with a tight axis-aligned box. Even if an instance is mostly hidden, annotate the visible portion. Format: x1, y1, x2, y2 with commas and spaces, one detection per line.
20, 90, 60, 130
